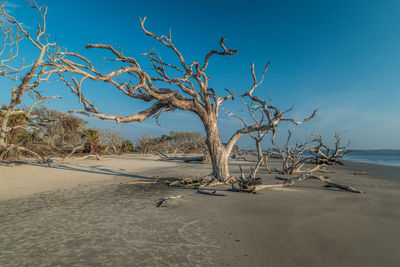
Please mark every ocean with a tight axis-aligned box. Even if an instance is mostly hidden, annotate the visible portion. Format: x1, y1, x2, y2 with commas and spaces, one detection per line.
343, 150, 400, 167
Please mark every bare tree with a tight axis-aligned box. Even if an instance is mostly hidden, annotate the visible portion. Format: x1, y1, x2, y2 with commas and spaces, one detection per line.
0, 1, 60, 160
308, 132, 350, 165
271, 130, 325, 174
53, 18, 316, 181
224, 94, 274, 173
100, 129, 124, 154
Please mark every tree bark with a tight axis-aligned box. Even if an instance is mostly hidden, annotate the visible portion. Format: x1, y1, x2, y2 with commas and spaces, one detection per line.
203, 115, 230, 181
0, 109, 11, 148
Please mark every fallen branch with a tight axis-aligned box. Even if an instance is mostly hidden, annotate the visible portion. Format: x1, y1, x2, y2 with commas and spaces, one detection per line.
254, 174, 363, 193
0, 144, 45, 162
156, 195, 183, 207
197, 189, 226, 196
156, 152, 205, 162
76, 153, 101, 160
0, 161, 15, 166
60, 140, 86, 163
120, 181, 167, 185
354, 171, 368, 175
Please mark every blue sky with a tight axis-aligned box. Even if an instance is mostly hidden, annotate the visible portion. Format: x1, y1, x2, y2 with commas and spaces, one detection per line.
1, 0, 399, 149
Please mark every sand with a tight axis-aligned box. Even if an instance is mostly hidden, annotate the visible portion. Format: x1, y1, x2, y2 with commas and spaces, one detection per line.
1, 154, 399, 266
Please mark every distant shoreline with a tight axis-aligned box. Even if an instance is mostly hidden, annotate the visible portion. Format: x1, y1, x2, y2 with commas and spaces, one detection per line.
343, 158, 400, 168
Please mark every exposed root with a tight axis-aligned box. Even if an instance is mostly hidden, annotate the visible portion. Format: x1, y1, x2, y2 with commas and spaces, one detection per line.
229, 165, 262, 193
156, 195, 183, 207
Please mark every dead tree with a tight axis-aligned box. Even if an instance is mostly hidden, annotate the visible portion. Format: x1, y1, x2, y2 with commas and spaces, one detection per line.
100, 129, 124, 154
53, 18, 316, 182
271, 130, 325, 175
224, 95, 273, 173
0, 2, 60, 161
308, 132, 350, 165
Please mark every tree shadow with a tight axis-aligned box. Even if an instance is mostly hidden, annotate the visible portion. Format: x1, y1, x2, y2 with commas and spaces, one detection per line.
19, 161, 156, 181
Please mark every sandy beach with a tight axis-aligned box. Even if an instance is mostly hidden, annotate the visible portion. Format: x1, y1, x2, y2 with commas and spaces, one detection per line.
1, 154, 400, 266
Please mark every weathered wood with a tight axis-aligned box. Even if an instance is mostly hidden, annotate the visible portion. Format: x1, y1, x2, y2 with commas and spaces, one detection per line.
120, 181, 166, 185
60, 140, 87, 163
156, 195, 182, 207
254, 174, 364, 193
156, 152, 205, 162
308, 133, 350, 165
197, 189, 226, 196
0, 2, 61, 161
354, 171, 368, 175
269, 130, 320, 175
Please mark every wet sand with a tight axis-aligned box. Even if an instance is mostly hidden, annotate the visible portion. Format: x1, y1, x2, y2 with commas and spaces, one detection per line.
1, 154, 399, 266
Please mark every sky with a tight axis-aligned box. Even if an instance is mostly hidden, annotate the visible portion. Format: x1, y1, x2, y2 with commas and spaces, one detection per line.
1, 0, 399, 149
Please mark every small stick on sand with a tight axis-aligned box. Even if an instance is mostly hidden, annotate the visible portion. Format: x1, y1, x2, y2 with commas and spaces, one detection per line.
156, 195, 183, 207
354, 171, 368, 175
120, 181, 167, 185
197, 189, 226, 196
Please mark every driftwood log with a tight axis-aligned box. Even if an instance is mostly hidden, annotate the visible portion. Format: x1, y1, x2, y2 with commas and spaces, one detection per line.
354, 171, 368, 175
156, 152, 206, 162
253, 174, 364, 193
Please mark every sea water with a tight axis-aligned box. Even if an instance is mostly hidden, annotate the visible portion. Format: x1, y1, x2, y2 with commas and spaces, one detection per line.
343, 150, 400, 167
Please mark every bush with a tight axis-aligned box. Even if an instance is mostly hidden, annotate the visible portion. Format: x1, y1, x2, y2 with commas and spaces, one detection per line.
135, 131, 207, 154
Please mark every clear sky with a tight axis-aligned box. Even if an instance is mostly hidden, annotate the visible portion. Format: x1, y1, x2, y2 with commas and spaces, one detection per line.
1, 0, 399, 149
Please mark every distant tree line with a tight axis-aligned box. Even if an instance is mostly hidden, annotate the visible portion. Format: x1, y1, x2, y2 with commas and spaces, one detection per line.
0, 106, 136, 160
136, 131, 207, 154
0, 104, 214, 160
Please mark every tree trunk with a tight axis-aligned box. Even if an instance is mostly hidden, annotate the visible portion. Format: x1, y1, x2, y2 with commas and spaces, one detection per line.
0, 108, 12, 149
203, 115, 230, 182
255, 139, 270, 173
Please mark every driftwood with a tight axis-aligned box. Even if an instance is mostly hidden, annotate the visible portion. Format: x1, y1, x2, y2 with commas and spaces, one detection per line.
354, 171, 368, 175
120, 181, 167, 185
253, 174, 364, 193
269, 130, 325, 175
0, 161, 15, 166
76, 154, 101, 160
59, 139, 102, 163
156, 152, 205, 162
60, 140, 86, 162
0, 144, 46, 162
197, 189, 226, 196
308, 133, 350, 165
152, 175, 211, 188
156, 195, 183, 207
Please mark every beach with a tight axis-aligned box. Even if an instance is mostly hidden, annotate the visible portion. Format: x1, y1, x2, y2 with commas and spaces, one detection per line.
1, 154, 399, 266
